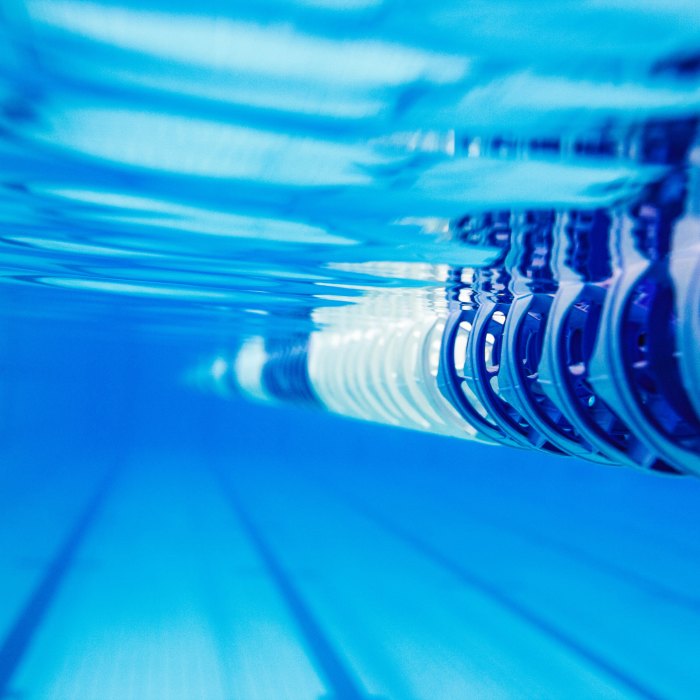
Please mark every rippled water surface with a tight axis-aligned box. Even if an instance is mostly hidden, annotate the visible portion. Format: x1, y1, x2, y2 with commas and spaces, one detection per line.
1, 0, 699, 340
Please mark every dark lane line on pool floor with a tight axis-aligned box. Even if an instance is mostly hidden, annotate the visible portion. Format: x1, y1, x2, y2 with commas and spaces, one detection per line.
213, 467, 376, 700
0, 468, 119, 699
302, 471, 666, 700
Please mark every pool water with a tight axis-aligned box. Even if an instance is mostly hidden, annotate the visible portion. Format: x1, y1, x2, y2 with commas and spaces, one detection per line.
1, 1, 700, 698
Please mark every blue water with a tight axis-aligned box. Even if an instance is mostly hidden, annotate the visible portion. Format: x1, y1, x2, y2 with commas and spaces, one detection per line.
2, 1, 700, 698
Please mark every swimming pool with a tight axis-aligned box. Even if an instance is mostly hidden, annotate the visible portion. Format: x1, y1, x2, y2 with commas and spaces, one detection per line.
1, 1, 700, 698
